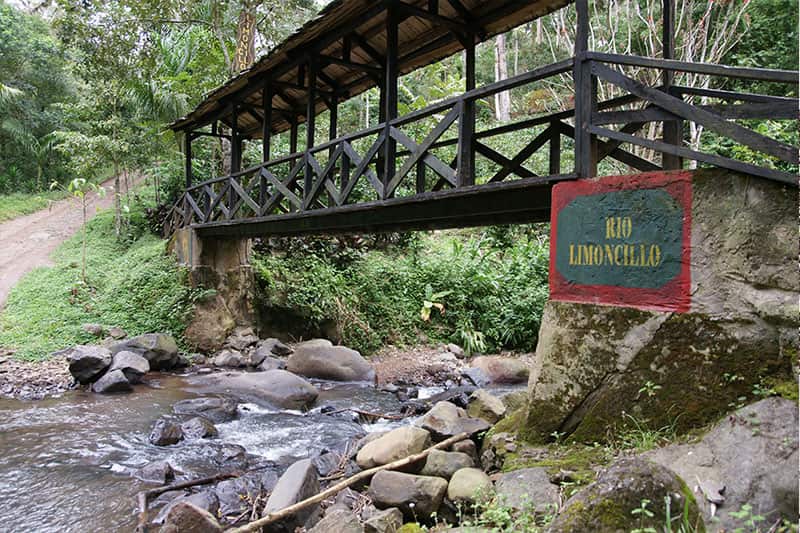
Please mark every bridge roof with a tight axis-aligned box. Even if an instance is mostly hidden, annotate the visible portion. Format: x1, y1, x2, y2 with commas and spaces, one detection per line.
169, 0, 572, 136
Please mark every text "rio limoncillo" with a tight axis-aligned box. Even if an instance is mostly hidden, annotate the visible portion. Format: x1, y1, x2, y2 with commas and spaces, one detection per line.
568, 217, 663, 267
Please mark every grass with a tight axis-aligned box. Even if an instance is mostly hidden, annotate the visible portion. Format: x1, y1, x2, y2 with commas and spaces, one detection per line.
0, 190, 69, 222
0, 195, 200, 361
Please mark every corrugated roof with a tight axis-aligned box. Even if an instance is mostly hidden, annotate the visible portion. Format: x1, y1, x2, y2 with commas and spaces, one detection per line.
169, 0, 573, 136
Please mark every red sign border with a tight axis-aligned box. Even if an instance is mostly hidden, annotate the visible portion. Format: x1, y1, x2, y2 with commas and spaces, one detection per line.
549, 170, 692, 313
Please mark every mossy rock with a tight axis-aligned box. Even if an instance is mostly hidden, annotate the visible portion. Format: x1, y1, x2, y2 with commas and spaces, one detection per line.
549, 456, 704, 533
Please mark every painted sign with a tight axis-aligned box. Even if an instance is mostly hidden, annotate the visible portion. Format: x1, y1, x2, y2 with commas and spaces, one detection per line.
550, 171, 691, 312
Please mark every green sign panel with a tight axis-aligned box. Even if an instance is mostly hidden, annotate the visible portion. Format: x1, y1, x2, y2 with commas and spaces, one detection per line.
554, 188, 684, 289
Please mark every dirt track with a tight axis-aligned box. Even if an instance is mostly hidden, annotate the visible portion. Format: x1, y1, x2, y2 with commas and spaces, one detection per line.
0, 176, 140, 309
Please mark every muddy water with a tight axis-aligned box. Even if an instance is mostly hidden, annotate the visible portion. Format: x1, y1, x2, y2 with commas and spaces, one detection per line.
0, 374, 405, 533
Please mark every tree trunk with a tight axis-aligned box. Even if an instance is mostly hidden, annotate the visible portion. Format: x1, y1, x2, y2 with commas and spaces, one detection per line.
494, 34, 511, 122
113, 161, 121, 237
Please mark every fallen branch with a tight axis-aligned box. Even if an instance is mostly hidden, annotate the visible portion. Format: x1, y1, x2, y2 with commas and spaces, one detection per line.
325, 407, 408, 421
134, 471, 241, 533
226, 432, 470, 533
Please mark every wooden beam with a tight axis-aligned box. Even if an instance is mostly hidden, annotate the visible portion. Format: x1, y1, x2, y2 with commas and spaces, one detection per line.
396, 2, 469, 40
573, 0, 596, 177
262, 82, 273, 162
184, 133, 193, 188
593, 101, 798, 124
383, 6, 399, 198
592, 62, 799, 164
661, 0, 681, 170
319, 55, 382, 76
457, 37, 476, 186
231, 110, 241, 174
305, 57, 318, 204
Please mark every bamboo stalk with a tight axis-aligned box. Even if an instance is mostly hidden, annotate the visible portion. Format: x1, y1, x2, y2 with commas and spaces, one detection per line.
226, 432, 470, 533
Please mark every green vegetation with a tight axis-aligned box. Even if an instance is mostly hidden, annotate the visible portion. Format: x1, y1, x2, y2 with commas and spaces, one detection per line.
252, 225, 550, 355
0, 189, 199, 361
0, 190, 67, 222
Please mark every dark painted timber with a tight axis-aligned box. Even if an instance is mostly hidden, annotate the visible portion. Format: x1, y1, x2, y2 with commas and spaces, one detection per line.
193, 175, 567, 238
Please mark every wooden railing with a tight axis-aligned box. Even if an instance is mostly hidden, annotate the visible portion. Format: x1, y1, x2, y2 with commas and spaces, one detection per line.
165, 56, 799, 235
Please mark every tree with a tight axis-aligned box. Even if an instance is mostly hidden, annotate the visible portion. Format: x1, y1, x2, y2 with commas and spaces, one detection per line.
50, 178, 105, 283
494, 34, 511, 122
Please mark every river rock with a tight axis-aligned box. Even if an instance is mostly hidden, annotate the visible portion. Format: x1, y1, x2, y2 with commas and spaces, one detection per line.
356, 426, 431, 469
108, 326, 127, 339
288, 340, 375, 382
92, 369, 132, 393
452, 439, 479, 464
110, 333, 179, 370
173, 397, 239, 423
65, 345, 112, 384
160, 502, 223, 533
447, 467, 493, 503
550, 457, 702, 533
425, 386, 476, 409
224, 326, 259, 351
211, 349, 246, 368
155, 491, 220, 525
308, 507, 363, 533
494, 467, 560, 512
446, 343, 465, 359
108, 350, 149, 383
644, 397, 798, 530
364, 507, 403, 533
419, 449, 474, 479
460, 367, 490, 387
213, 443, 248, 467
189, 370, 318, 410
369, 470, 448, 518
82, 323, 105, 337
181, 416, 218, 439
215, 470, 278, 516
257, 337, 294, 357
418, 401, 490, 441
467, 389, 506, 424
133, 460, 175, 484
470, 356, 529, 384
257, 356, 285, 371
263, 458, 320, 532
149, 418, 184, 446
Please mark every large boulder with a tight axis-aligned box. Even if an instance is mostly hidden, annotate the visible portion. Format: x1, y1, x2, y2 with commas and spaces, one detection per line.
66, 345, 112, 384
188, 370, 318, 410
467, 389, 507, 424
181, 417, 218, 439
215, 470, 278, 517
160, 502, 223, 533
288, 340, 375, 382
92, 369, 132, 393
225, 326, 259, 351
523, 172, 797, 443
149, 418, 184, 446
173, 397, 239, 423
356, 426, 431, 469
110, 333, 179, 370
307, 508, 363, 533
447, 467, 493, 503
549, 457, 703, 533
645, 398, 798, 530
108, 351, 149, 383
419, 450, 474, 479
155, 491, 220, 525
256, 338, 293, 358
262, 458, 320, 532
470, 357, 529, 384
364, 507, 403, 533
368, 470, 448, 519
211, 349, 246, 368
418, 401, 490, 441
133, 460, 175, 484
494, 467, 560, 512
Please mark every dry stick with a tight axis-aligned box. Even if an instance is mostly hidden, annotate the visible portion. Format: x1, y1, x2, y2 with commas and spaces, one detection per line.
227, 432, 470, 533
325, 407, 408, 420
134, 471, 241, 533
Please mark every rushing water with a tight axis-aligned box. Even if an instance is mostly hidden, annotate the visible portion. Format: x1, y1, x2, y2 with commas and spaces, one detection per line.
0, 373, 407, 533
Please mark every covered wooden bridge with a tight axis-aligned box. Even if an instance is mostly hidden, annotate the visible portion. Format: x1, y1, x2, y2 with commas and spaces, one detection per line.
166, 0, 799, 238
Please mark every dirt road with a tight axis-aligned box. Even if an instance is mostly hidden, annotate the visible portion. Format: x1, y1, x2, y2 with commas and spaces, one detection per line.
0, 176, 141, 309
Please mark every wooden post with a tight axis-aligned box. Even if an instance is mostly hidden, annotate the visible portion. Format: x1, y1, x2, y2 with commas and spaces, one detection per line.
329, 94, 339, 156
661, 0, 682, 170
383, 5, 399, 198
573, 0, 596, 178
262, 82, 273, 163
231, 109, 241, 174
184, 133, 193, 188
290, 119, 299, 154
549, 123, 561, 175
304, 57, 317, 208
457, 36, 476, 187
